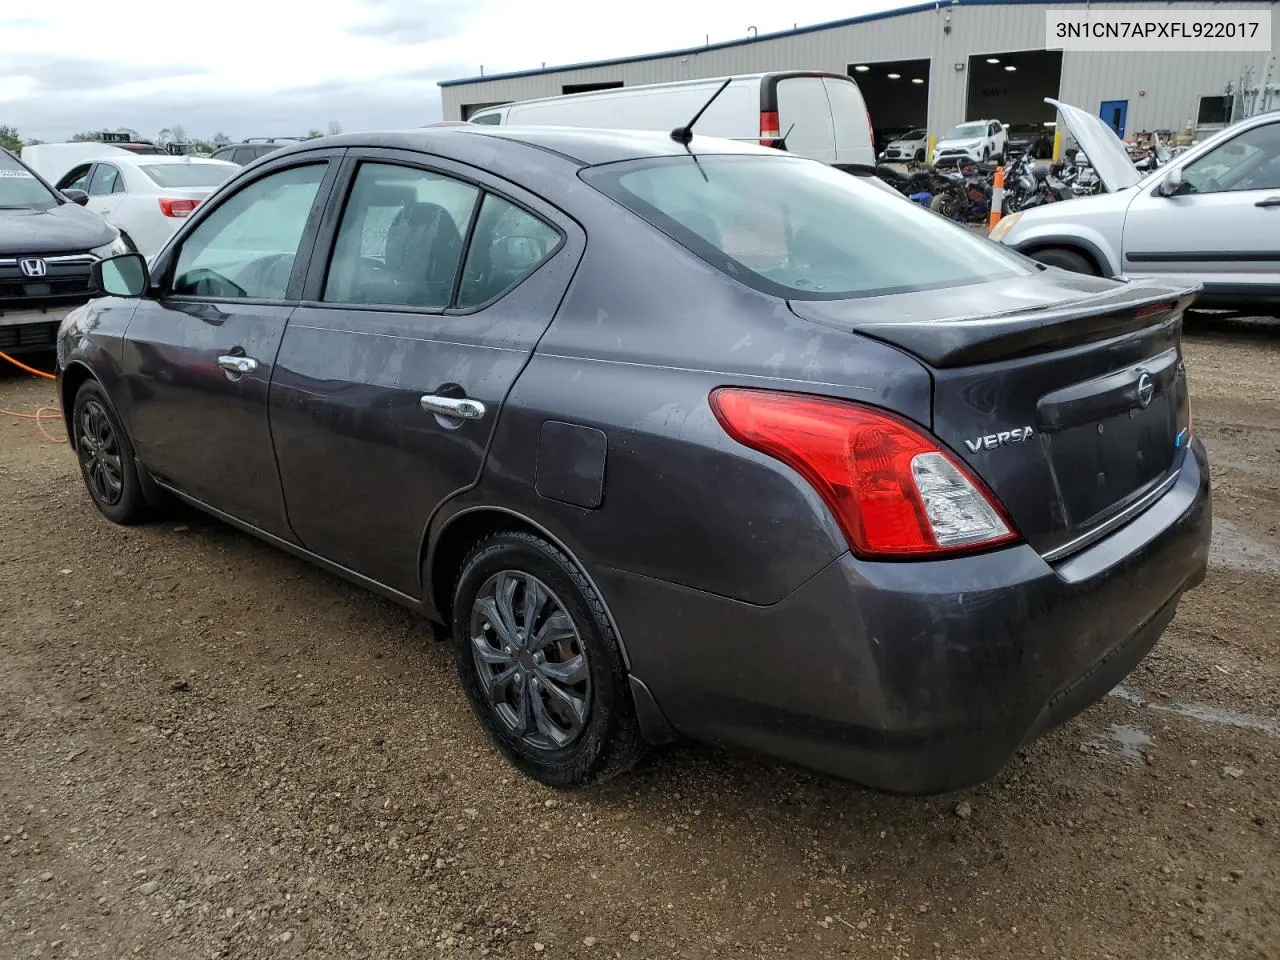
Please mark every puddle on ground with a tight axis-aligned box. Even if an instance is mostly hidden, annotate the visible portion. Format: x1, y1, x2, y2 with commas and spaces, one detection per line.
1208, 517, 1280, 577
1109, 684, 1280, 738
1107, 723, 1152, 762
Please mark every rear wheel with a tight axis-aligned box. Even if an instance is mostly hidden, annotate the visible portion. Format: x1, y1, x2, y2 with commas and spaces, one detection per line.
1029, 247, 1099, 275
452, 531, 646, 788
914, 149, 925, 162
72, 380, 150, 525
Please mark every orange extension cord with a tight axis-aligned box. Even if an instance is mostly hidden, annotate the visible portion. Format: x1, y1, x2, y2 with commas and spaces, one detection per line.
0, 350, 67, 444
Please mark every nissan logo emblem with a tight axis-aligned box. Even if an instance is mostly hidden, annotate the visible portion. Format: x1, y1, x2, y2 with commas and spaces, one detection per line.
1137, 372, 1154, 408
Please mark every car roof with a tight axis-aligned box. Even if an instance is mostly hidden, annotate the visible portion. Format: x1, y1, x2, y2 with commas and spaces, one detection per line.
273, 125, 775, 169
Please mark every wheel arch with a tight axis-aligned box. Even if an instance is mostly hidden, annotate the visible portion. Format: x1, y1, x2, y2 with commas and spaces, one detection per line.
58, 360, 99, 448
424, 505, 631, 667
1011, 233, 1117, 277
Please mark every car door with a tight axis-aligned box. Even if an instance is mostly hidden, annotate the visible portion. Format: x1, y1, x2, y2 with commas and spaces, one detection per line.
120, 153, 342, 538
775, 76, 837, 164
1121, 118, 1280, 288
269, 151, 581, 596
85, 163, 126, 221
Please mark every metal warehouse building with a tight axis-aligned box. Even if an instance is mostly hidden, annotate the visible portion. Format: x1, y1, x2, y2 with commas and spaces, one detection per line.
440, 0, 1278, 152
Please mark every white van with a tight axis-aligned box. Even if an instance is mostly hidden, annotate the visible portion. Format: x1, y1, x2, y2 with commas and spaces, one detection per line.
468, 72, 875, 168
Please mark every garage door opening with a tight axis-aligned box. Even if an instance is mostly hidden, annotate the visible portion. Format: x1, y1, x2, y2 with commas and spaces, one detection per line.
849, 58, 930, 159
965, 50, 1063, 157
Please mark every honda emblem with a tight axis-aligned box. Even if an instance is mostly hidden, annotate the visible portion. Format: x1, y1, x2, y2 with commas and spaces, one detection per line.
18, 258, 48, 278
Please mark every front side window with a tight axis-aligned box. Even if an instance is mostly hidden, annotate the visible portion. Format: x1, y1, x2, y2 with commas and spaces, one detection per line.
1181, 122, 1280, 194
171, 163, 326, 300
456, 194, 560, 308
88, 164, 123, 196
232, 147, 256, 165
583, 154, 1028, 300
323, 162, 479, 308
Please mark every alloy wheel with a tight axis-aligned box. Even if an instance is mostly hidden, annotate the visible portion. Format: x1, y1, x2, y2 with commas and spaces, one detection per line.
469, 571, 591, 751
77, 399, 124, 506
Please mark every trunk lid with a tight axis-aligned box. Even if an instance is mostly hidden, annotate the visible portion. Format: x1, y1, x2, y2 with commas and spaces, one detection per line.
1045, 97, 1142, 193
788, 273, 1199, 559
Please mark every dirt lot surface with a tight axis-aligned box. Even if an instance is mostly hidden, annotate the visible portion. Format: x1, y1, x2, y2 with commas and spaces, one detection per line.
2, 322, 1278, 960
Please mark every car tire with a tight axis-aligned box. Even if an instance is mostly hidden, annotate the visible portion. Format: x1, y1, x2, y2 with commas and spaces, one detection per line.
915, 149, 925, 162
1029, 247, 1099, 275
71, 380, 150, 525
452, 530, 647, 788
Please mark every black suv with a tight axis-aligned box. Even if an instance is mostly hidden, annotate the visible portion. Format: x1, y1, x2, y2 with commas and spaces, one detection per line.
0, 149, 128, 355
208, 138, 302, 166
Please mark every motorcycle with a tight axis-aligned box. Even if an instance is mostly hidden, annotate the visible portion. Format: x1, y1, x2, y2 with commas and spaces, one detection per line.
1002, 150, 1076, 211
928, 165, 993, 223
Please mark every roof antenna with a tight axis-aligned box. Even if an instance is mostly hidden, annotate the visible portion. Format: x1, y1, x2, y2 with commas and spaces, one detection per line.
773, 121, 797, 152
670, 77, 731, 144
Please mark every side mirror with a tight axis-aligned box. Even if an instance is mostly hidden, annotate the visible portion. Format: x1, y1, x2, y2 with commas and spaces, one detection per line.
92, 253, 150, 298
62, 188, 89, 206
1157, 167, 1185, 197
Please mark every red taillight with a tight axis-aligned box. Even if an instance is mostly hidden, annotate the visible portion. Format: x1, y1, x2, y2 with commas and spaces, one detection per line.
710, 388, 1018, 558
158, 198, 200, 218
759, 110, 781, 146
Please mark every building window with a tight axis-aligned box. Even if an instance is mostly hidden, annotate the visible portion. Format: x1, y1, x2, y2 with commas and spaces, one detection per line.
1197, 95, 1233, 126
561, 81, 623, 95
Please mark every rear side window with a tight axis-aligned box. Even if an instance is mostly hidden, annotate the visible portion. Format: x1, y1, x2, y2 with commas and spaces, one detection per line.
470, 113, 502, 125
323, 162, 479, 308
775, 78, 835, 160
456, 195, 559, 307
232, 147, 256, 165
88, 164, 122, 196
582, 154, 1028, 300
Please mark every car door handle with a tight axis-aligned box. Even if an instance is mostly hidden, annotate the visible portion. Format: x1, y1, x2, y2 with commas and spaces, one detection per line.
420, 394, 486, 420
1255, 196, 1280, 208
217, 355, 258, 375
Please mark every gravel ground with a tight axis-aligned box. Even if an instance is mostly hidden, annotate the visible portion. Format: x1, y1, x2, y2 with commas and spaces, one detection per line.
2, 321, 1278, 960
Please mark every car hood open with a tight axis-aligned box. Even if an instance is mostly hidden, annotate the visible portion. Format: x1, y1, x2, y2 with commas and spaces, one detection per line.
1046, 97, 1141, 193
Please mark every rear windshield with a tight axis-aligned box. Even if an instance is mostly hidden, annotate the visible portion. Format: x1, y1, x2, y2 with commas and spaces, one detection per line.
581, 154, 1028, 300
0, 152, 58, 210
139, 163, 234, 188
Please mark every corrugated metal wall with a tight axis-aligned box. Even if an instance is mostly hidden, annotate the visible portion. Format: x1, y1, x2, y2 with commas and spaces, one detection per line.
440, 1, 1278, 137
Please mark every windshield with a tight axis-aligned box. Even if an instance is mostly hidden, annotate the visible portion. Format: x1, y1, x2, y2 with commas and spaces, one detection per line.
139, 163, 235, 188
944, 123, 988, 140
582, 154, 1028, 300
903, 129, 927, 140
0, 152, 59, 210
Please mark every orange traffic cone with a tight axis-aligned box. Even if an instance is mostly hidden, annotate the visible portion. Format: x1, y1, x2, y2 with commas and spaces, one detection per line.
988, 165, 1005, 232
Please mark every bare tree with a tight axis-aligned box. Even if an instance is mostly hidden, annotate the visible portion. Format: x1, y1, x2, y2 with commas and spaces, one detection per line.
327, 121, 343, 136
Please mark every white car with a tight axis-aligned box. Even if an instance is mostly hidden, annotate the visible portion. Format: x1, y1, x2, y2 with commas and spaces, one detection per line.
51, 155, 238, 258
880, 128, 928, 163
933, 119, 1006, 166
993, 98, 1280, 317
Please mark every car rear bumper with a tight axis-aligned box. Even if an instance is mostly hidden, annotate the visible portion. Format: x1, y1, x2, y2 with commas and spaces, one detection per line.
608, 439, 1211, 793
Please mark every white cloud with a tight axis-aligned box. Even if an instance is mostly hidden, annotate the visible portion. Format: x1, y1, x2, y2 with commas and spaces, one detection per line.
1, 0, 905, 142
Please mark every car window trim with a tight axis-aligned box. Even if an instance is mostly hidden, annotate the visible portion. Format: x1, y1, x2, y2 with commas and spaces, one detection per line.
298, 149, 568, 317
153, 149, 347, 307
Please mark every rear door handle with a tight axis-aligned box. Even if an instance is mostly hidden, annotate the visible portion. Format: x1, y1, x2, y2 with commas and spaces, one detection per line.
217, 355, 258, 375
420, 394, 486, 421
1255, 196, 1280, 208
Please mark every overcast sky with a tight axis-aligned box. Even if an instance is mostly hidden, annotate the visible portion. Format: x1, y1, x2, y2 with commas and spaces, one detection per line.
0, 0, 906, 143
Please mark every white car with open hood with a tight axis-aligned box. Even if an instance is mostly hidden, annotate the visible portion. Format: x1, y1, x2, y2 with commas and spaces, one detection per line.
993, 98, 1280, 317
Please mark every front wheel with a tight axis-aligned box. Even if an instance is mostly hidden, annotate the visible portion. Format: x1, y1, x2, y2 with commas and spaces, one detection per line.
929, 192, 964, 221
452, 531, 647, 788
72, 380, 150, 524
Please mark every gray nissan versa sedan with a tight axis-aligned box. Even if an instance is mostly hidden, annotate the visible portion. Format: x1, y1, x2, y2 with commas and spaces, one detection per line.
56, 126, 1212, 793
